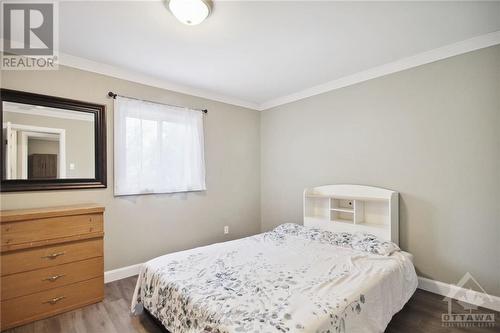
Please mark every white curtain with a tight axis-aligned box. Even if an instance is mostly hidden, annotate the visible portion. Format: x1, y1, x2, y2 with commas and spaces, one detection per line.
114, 96, 206, 196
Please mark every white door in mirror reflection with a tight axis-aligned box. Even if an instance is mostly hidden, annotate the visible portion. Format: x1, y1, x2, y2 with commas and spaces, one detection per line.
4, 122, 65, 179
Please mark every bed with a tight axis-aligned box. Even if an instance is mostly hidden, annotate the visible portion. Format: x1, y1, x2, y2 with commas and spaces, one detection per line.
131, 223, 417, 333
131, 185, 417, 333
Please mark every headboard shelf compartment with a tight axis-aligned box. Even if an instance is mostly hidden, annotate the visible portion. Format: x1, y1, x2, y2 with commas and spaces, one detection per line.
303, 185, 399, 244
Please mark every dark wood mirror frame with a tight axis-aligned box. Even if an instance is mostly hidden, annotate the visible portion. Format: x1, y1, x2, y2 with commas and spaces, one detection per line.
0, 89, 107, 192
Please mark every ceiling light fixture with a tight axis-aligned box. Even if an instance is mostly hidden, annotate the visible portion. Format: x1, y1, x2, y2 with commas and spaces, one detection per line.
168, 0, 212, 26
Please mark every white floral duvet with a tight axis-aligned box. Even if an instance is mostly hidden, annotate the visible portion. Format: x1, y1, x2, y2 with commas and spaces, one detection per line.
131, 223, 417, 333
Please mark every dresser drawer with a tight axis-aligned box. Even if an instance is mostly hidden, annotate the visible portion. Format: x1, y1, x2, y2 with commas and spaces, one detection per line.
1, 213, 103, 248
1, 257, 103, 301
1, 238, 103, 276
0, 276, 103, 330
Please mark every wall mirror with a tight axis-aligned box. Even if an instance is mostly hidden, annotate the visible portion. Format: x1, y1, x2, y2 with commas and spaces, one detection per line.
1, 89, 106, 191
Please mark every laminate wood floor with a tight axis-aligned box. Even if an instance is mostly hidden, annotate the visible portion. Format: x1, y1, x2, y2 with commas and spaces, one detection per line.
4, 276, 499, 333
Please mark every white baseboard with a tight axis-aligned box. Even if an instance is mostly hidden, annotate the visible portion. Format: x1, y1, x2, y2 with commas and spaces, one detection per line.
418, 276, 500, 312
104, 264, 500, 312
104, 263, 142, 284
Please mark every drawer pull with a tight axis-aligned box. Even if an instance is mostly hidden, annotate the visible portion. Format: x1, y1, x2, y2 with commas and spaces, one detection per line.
43, 296, 65, 305
41, 252, 65, 259
43, 274, 65, 282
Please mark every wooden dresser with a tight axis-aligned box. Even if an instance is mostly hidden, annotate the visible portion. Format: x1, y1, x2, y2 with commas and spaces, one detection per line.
0, 204, 105, 331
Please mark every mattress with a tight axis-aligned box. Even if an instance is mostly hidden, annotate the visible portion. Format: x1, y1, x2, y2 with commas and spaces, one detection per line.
131, 223, 418, 333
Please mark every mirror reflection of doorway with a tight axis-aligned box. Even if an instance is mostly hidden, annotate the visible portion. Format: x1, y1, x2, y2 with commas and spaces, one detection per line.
3, 122, 66, 179
26, 134, 60, 179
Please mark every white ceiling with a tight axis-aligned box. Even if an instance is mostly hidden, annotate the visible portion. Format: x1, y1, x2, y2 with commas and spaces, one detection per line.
58, 1, 500, 109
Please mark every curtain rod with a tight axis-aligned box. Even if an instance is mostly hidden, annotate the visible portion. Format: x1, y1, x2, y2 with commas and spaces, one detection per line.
107, 92, 208, 114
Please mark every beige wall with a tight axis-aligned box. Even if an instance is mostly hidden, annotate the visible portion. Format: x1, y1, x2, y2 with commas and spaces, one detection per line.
261, 45, 500, 296
0, 66, 261, 271
28, 139, 59, 156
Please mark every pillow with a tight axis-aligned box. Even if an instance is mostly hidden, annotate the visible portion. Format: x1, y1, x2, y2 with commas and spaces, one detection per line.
271, 223, 400, 256
351, 232, 400, 256
272, 223, 302, 235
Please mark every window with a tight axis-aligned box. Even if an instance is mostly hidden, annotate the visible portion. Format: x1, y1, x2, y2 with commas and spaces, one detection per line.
114, 96, 206, 196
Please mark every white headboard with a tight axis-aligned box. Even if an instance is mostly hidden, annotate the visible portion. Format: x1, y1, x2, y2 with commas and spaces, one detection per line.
303, 184, 399, 244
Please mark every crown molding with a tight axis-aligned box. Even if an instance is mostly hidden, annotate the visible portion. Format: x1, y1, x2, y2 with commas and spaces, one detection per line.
57, 53, 260, 111
4, 101, 94, 122
10, 31, 498, 112
258, 31, 500, 111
